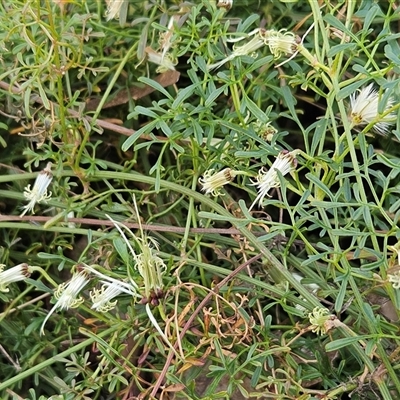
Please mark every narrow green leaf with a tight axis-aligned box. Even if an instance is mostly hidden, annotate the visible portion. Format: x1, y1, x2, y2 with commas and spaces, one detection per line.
122, 120, 157, 151
325, 336, 370, 352
137, 77, 173, 100
334, 274, 348, 313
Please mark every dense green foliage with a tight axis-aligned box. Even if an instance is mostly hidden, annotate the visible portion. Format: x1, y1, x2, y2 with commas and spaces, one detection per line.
0, 1, 400, 399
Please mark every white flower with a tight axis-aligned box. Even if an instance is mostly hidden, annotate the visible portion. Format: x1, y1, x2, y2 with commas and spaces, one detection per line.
84, 264, 139, 312
249, 119, 278, 142
388, 242, 400, 265
207, 28, 298, 70
145, 47, 176, 73
53, 270, 88, 310
265, 29, 298, 59
40, 269, 89, 335
308, 307, 332, 336
135, 249, 166, 299
217, 0, 233, 10
90, 280, 137, 312
349, 83, 395, 135
84, 264, 139, 291
249, 150, 298, 210
207, 28, 268, 70
199, 168, 238, 196
388, 270, 400, 289
0, 263, 31, 292
105, 0, 125, 21
106, 214, 166, 302
159, 16, 179, 62
20, 162, 53, 217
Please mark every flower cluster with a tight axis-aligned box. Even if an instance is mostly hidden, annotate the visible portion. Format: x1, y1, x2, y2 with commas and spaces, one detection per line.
20, 162, 53, 217
85, 265, 139, 312
388, 241, 400, 265
385, 243, 400, 290
0, 263, 32, 292
199, 168, 239, 196
107, 214, 167, 304
249, 150, 298, 210
36, 207, 169, 334
243, 112, 278, 142
135, 239, 166, 303
199, 151, 299, 210
308, 307, 332, 336
348, 83, 395, 135
388, 271, 400, 290
40, 268, 89, 335
145, 15, 179, 72
145, 47, 177, 73
258, 122, 278, 142
265, 29, 298, 59
39, 264, 140, 334
105, 0, 127, 21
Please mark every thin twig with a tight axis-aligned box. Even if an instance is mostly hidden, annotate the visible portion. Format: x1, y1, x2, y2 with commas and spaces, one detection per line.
0, 345, 21, 372
2, 214, 243, 235
150, 253, 262, 398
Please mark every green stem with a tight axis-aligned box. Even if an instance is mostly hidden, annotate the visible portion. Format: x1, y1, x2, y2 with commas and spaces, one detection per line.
0, 325, 118, 392
74, 43, 137, 170
43, 0, 67, 142
30, 266, 58, 287
0, 167, 324, 308
90, 171, 323, 307
347, 270, 400, 394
